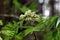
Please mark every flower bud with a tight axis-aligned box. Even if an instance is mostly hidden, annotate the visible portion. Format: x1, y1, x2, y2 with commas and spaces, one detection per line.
34, 18, 40, 22
20, 14, 25, 20
31, 12, 36, 17
25, 11, 28, 15
26, 10, 32, 16
34, 15, 40, 18
25, 17, 32, 21
27, 10, 31, 13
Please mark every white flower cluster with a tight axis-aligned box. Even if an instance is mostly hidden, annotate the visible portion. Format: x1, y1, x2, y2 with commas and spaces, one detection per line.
19, 10, 40, 22
0, 37, 3, 40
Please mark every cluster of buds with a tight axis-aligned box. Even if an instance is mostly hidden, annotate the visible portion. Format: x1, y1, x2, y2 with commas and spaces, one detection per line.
19, 10, 40, 22
0, 37, 3, 40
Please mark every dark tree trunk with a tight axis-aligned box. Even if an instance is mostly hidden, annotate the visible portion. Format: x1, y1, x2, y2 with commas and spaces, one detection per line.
0, 0, 4, 30
0, 0, 4, 14
49, 0, 56, 17
37, 0, 44, 14
38, 3, 43, 14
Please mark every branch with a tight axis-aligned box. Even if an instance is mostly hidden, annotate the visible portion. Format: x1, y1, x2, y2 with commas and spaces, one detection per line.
0, 14, 19, 19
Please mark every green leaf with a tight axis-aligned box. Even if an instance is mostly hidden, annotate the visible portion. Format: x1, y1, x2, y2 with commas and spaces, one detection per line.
13, 21, 19, 34
13, 0, 29, 13
28, 0, 37, 11
4, 36, 10, 40
20, 26, 33, 28
1, 30, 15, 37
20, 6, 29, 13
24, 21, 45, 36
57, 23, 60, 30
18, 20, 24, 27
16, 21, 46, 40
2, 21, 19, 34
52, 29, 58, 38
0, 20, 3, 25
13, 0, 22, 8
2, 22, 13, 30
48, 16, 58, 27
13, 0, 37, 13
44, 31, 53, 40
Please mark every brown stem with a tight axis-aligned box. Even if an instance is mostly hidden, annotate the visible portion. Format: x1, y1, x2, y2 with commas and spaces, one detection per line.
33, 32, 37, 40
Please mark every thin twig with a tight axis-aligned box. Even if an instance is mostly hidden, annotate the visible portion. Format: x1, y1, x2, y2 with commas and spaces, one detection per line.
0, 14, 19, 19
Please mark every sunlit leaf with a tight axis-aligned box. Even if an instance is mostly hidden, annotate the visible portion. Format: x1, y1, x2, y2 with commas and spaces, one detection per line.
1, 30, 15, 37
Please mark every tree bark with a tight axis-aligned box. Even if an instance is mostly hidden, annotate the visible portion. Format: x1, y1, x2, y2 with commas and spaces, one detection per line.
0, 0, 4, 14
49, 0, 56, 17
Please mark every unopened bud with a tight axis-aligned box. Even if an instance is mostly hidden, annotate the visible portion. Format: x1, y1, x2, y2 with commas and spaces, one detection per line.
31, 12, 36, 17
25, 17, 32, 21
35, 18, 40, 22
20, 14, 25, 20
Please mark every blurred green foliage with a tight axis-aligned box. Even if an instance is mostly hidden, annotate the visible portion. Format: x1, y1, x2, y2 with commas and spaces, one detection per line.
13, 0, 37, 13
0, 16, 60, 40
0, 0, 60, 40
